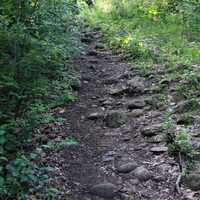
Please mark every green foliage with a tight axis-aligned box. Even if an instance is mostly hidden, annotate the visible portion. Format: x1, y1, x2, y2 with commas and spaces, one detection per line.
169, 131, 193, 156
42, 137, 78, 151
83, 0, 200, 70
0, 0, 82, 198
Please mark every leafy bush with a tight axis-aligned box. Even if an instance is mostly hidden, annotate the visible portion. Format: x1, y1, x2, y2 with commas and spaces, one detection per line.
169, 131, 193, 156
0, 0, 82, 198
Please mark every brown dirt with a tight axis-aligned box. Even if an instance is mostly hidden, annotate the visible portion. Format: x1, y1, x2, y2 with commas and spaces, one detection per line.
41, 30, 197, 200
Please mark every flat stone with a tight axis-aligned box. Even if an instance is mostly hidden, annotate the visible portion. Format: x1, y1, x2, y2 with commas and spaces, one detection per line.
147, 135, 165, 143
127, 99, 145, 110
117, 162, 138, 173
133, 166, 151, 181
122, 136, 131, 141
102, 156, 114, 162
87, 50, 98, 56
127, 109, 143, 118
88, 112, 104, 120
90, 183, 118, 198
109, 86, 129, 96
105, 111, 127, 128
150, 146, 168, 154
89, 59, 98, 64
141, 124, 162, 137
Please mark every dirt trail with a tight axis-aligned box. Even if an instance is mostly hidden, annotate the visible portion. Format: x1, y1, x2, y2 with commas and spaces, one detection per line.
45, 30, 194, 200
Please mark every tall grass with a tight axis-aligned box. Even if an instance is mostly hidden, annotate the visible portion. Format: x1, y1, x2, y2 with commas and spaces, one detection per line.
83, 0, 200, 68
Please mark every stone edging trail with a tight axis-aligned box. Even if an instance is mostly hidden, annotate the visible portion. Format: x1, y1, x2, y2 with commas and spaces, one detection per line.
44, 30, 197, 200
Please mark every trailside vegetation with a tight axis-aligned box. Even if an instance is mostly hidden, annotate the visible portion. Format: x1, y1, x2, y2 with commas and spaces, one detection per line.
0, 0, 84, 199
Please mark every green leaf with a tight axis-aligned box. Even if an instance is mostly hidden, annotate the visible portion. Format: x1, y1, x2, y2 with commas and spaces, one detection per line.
0, 176, 4, 187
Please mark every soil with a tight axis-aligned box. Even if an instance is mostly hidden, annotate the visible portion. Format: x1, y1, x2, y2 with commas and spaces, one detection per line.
40, 30, 199, 200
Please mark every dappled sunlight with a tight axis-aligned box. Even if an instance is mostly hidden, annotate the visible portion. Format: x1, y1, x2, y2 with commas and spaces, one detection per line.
122, 34, 132, 46
94, 0, 112, 12
148, 8, 159, 17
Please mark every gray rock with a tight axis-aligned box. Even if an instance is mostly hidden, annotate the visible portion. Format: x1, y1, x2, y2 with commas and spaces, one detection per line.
127, 99, 145, 110
141, 124, 162, 137
174, 100, 200, 113
88, 112, 104, 120
184, 174, 200, 190
147, 135, 165, 143
128, 109, 143, 118
117, 162, 138, 173
89, 59, 98, 64
191, 139, 200, 150
105, 111, 127, 128
87, 50, 98, 56
102, 156, 114, 162
127, 77, 145, 94
90, 183, 118, 198
150, 146, 168, 154
109, 86, 129, 96
133, 166, 151, 181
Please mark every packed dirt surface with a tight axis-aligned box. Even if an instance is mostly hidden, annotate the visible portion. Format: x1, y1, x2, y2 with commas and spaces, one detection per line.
43, 30, 199, 200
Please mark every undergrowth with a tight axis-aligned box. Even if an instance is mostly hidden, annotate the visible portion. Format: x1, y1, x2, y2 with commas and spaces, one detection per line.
0, 0, 85, 199
82, 0, 200, 90
81, 0, 200, 174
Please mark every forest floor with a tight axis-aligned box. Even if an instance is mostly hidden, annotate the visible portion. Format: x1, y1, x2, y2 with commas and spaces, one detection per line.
40, 29, 200, 200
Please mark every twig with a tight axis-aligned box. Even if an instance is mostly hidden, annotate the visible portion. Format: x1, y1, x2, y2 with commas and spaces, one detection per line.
175, 152, 183, 194
176, 174, 182, 194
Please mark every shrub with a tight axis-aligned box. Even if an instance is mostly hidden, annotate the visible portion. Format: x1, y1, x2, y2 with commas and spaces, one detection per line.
0, 0, 82, 198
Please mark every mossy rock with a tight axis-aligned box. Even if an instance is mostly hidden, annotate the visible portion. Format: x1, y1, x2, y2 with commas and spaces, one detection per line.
95, 43, 105, 49
174, 99, 200, 114
71, 79, 81, 90
175, 114, 195, 125
105, 111, 127, 128
145, 95, 167, 108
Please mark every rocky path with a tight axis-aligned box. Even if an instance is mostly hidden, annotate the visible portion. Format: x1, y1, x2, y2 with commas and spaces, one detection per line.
44, 30, 197, 200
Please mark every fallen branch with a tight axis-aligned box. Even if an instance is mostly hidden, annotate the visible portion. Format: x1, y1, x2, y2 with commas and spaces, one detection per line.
175, 152, 184, 194
176, 174, 182, 194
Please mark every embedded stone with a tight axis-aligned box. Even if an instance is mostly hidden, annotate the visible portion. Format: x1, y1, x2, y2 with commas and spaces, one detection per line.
133, 166, 151, 181
105, 111, 127, 128
141, 124, 162, 137
127, 99, 145, 110
117, 162, 138, 173
150, 146, 168, 154
90, 183, 118, 198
